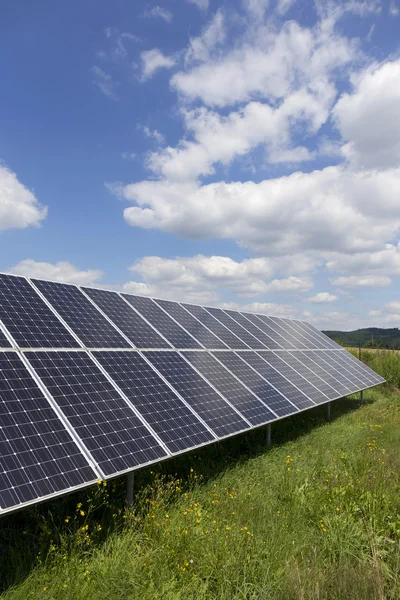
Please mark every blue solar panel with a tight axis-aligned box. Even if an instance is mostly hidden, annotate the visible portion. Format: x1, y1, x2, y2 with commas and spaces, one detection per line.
181, 303, 249, 349
212, 351, 298, 417
83, 287, 171, 349
182, 351, 276, 426
94, 351, 214, 453
274, 351, 338, 400
243, 313, 296, 349
206, 307, 266, 349
122, 295, 202, 349
24, 351, 168, 477
0, 352, 97, 514
258, 316, 307, 349
236, 351, 315, 410
289, 351, 348, 396
225, 310, 283, 349
154, 299, 228, 349
302, 351, 355, 395
33, 280, 130, 348
144, 351, 250, 438
268, 317, 319, 349
0, 327, 11, 347
0, 275, 79, 348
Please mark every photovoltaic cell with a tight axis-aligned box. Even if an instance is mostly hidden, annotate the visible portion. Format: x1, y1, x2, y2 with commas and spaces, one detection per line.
94, 351, 214, 453
223, 310, 282, 349
303, 351, 356, 394
24, 351, 167, 477
0, 327, 11, 347
236, 351, 315, 410
337, 350, 384, 385
0, 352, 96, 513
269, 317, 319, 349
256, 351, 327, 404
33, 280, 130, 348
281, 319, 326, 349
82, 287, 170, 349
154, 299, 227, 349
244, 313, 296, 349
183, 351, 276, 426
211, 351, 297, 417
260, 316, 308, 349
0, 275, 79, 349
144, 351, 249, 438
326, 352, 367, 388
122, 295, 201, 349
276, 351, 338, 400
182, 303, 249, 349
294, 320, 338, 349
294, 351, 351, 396
206, 307, 266, 349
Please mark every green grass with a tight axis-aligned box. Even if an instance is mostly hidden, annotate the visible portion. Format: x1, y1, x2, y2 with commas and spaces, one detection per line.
1, 350, 400, 599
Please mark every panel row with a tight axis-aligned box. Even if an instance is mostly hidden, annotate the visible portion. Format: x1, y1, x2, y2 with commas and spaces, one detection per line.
0, 346, 382, 515
0, 274, 341, 350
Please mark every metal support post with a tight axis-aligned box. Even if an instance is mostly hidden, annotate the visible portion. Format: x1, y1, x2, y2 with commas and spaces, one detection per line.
266, 423, 271, 447
326, 402, 331, 421
360, 390, 364, 405
126, 472, 135, 507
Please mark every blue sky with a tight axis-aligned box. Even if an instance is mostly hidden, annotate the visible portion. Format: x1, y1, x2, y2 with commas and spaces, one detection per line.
1, 0, 400, 330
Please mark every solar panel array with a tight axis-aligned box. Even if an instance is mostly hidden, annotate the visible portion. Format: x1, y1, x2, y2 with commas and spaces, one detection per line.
0, 272, 384, 515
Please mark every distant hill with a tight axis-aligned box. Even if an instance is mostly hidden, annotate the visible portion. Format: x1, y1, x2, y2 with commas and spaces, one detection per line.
322, 327, 400, 349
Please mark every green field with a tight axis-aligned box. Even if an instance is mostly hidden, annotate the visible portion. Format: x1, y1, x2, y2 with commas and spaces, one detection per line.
1, 350, 400, 600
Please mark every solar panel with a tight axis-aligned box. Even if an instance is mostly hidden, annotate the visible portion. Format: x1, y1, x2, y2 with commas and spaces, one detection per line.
274, 351, 338, 399
211, 351, 298, 417
205, 307, 266, 349
0, 275, 79, 348
144, 351, 250, 438
258, 316, 308, 349
82, 287, 171, 349
122, 295, 202, 349
281, 319, 326, 349
302, 351, 357, 394
294, 320, 338, 349
256, 351, 328, 404
24, 351, 168, 477
93, 351, 214, 453
182, 351, 276, 425
326, 352, 368, 388
0, 326, 11, 347
0, 352, 97, 514
337, 349, 385, 385
292, 351, 351, 396
154, 299, 228, 349
182, 303, 249, 349
268, 317, 319, 349
32, 280, 130, 348
223, 309, 282, 349
236, 351, 315, 410
243, 313, 296, 349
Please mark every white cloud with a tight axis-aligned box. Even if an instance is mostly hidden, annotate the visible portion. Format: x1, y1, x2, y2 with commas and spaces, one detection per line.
308, 292, 338, 303
126, 255, 312, 302
140, 49, 175, 80
187, 0, 209, 10
276, 0, 296, 15
121, 152, 136, 160
220, 301, 299, 318
0, 165, 47, 231
330, 275, 392, 288
269, 146, 315, 164
141, 126, 165, 144
185, 11, 225, 64
325, 243, 400, 277
243, 0, 270, 20
91, 66, 119, 100
8, 260, 103, 285
385, 301, 400, 313
143, 6, 172, 23
333, 60, 400, 169
118, 165, 400, 256
389, 1, 399, 16
171, 19, 357, 107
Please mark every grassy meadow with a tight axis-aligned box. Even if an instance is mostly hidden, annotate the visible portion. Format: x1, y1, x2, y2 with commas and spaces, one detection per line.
1, 350, 400, 599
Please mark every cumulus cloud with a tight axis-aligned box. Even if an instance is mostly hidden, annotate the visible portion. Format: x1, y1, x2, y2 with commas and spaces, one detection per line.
140, 49, 175, 80
141, 126, 165, 144
307, 292, 338, 303
220, 301, 299, 318
333, 60, 400, 169
325, 243, 400, 277
0, 165, 47, 231
8, 260, 103, 285
330, 275, 392, 288
185, 11, 225, 64
117, 165, 400, 256
187, 0, 209, 10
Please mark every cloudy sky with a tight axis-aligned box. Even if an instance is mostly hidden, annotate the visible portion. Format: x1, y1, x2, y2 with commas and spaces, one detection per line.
1, 0, 400, 330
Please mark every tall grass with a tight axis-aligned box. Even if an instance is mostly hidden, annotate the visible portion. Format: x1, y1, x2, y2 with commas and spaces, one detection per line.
1, 350, 399, 599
